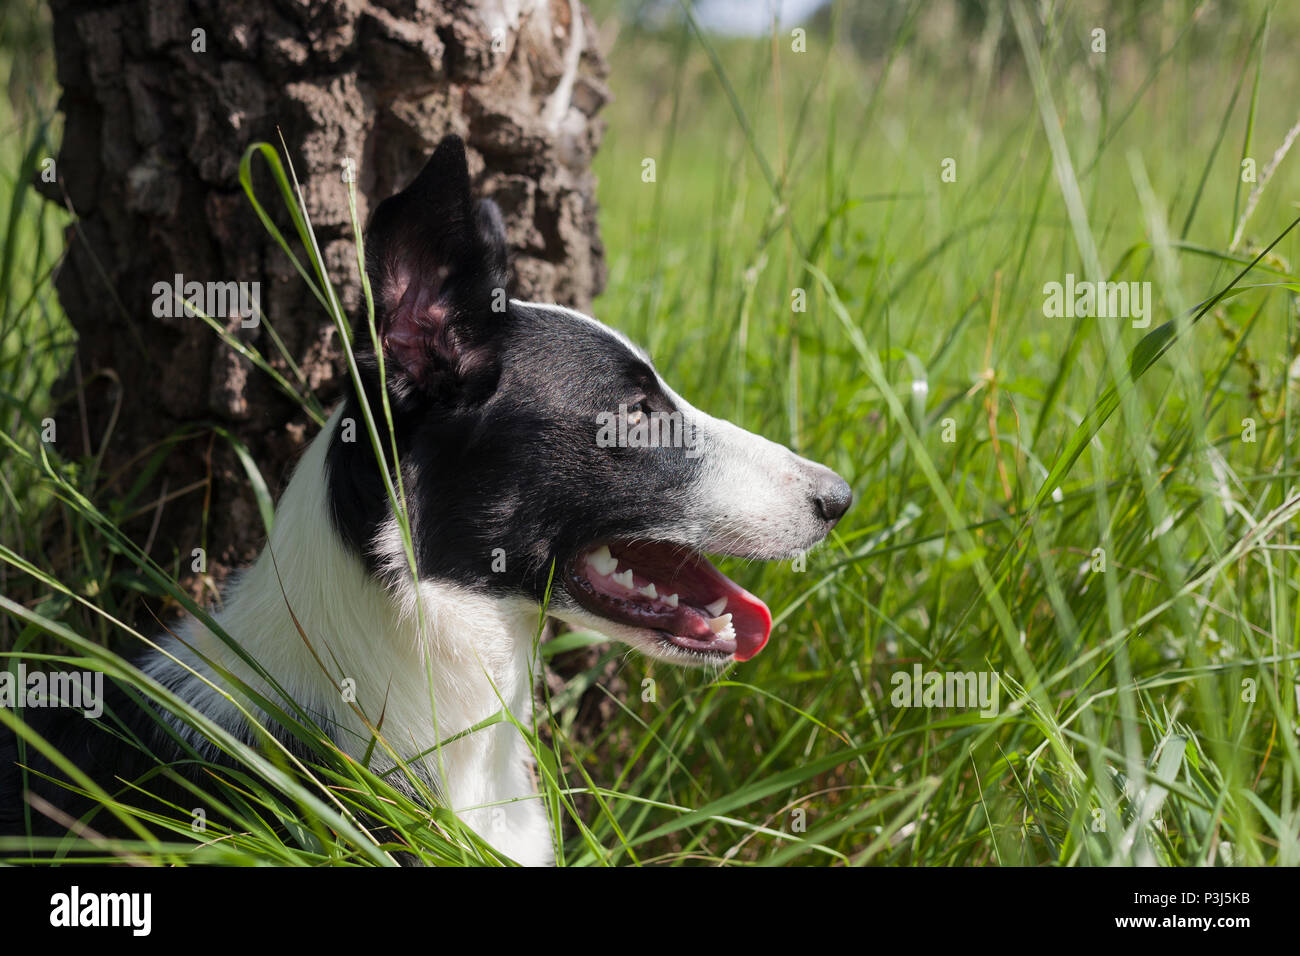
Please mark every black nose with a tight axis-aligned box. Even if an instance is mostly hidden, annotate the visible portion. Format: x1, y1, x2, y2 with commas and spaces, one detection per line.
813, 474, 853, 527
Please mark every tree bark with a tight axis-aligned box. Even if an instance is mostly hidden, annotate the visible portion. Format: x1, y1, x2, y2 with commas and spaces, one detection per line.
40, 0, 609, 594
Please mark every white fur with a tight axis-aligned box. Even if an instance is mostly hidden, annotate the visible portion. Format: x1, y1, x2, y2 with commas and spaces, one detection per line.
511, 298, 652, 362
658, 380, 843, 560
144, 304, 837, 864
144, 407, 555, 866
514, 298, 834, 558
512, 299, 842, 665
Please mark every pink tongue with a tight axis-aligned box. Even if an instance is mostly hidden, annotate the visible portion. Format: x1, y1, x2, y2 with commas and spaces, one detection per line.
725, 586, 772, 662
606, 541, 773, 662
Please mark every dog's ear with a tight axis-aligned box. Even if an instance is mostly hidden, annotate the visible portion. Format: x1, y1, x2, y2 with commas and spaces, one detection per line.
364, 134, 509, 399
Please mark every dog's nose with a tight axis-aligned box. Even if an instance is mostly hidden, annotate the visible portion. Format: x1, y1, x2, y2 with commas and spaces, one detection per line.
813, 473, 853, 527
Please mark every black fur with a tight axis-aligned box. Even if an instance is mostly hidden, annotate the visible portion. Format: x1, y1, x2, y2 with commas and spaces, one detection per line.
0, 671, 333, 842
327, 135, 705, 599
2, 133, 708, 847
3, 678, 215, 840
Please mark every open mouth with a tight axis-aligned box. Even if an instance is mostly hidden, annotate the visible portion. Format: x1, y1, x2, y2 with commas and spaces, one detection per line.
564, 540, 773, 661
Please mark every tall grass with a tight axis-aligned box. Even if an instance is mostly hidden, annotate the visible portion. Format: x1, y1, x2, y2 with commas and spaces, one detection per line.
3, 0, 1300, 864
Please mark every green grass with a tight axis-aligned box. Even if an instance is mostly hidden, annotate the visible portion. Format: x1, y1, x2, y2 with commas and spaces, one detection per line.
3, 0, 1300, 865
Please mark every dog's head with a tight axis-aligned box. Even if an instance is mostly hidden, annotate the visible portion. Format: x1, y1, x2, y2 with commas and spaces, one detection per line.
328, 135, 851, 665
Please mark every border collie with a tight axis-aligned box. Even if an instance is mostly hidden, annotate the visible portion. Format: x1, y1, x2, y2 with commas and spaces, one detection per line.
0, 135, 851, 865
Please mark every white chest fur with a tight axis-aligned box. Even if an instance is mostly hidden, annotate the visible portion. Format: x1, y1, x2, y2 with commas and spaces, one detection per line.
142, 410, 555, 865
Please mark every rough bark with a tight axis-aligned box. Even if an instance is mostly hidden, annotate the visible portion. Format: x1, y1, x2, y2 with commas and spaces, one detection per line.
40, 0, 609, 593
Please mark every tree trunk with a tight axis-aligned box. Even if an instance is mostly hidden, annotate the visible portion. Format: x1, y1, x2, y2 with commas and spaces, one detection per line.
40, 0, 609, 596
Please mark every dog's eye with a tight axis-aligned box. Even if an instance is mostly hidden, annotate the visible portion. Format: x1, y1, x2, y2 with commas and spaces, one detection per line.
626, 401, 645, 426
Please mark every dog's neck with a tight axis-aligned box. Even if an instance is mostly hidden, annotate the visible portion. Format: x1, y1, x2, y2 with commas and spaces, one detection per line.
147, 409, 555, 864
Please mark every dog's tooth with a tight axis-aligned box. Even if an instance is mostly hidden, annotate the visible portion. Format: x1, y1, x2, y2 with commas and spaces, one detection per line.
707, 613, 733, 633
639, 583, 657, 599
704, 597, 728, 617
612, 569, 634, 589
663, 592, 679, 607
587, 545, 619, 576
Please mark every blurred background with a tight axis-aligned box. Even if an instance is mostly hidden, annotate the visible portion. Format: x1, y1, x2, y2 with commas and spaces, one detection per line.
3, 0, 1300, 865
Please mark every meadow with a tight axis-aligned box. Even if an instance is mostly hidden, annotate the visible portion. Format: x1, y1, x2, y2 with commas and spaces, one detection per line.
2, 0, 1300, 865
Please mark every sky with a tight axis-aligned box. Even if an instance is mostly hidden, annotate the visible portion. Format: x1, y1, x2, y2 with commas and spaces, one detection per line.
688, 0, 832, 35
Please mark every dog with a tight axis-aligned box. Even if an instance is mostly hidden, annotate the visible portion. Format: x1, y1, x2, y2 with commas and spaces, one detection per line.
0, 135, 851, 865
